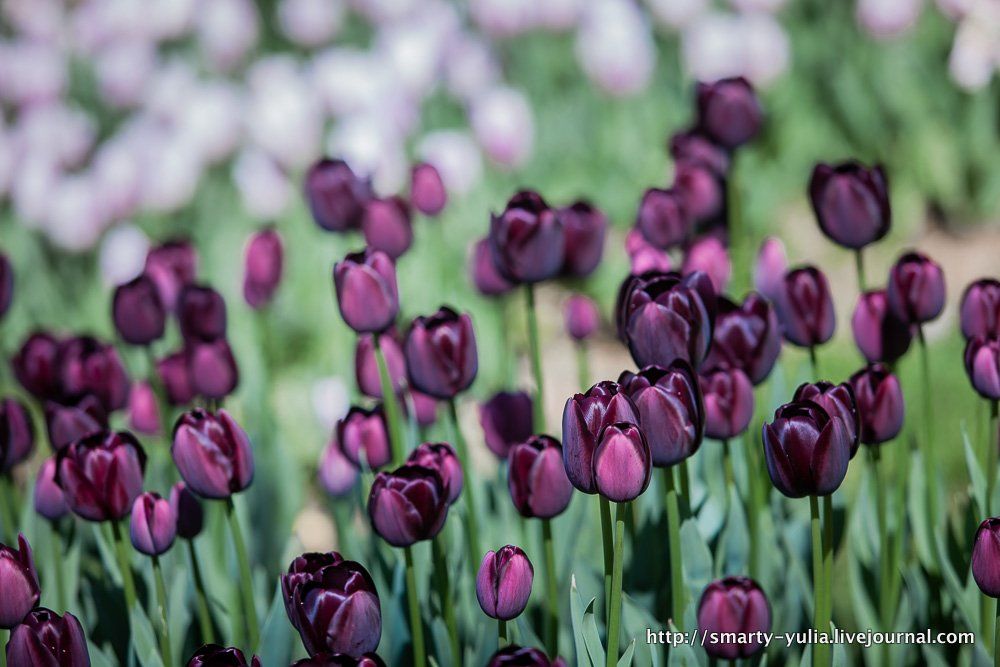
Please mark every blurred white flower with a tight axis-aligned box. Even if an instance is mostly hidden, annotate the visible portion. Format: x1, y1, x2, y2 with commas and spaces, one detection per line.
146, 0, 197, 40
143, 59, 199, 123
935, 0, 973, 20
947, 0, 1000, 90
13, 104, 96, 170
470, 0, 538, 37
44, 175, 107, 252
740, 13, 791, 85
0, 125, 11, 200
350, 0, 423, 24
327, 114, 408, 193
246, 56, 324, 170
174, 81, 243, 165
99, 223, 150, 286
233, 149, 292, 220
311, 376, 351, 433
0, 40, 67, 106
417, 130, 484, 195
856, 0, 923, 40
646, 0, 708, 29
444, 35, 501, 102
682, 13, 744, 82
728, 0, 787, 12
71, 0, 149, 55
538, 0, 584, 30
278, 0, 345, 47
376, 16, 454, 98
470, 86, 534, 169
91, 134, 144, 222
3, 0, 64, 42
11, 157, 59, 226
138, 130, 203, 213
196, 0, 259, 72
576, 0, 655, 96
311, 48, 395, 117
94, 38, 157, 109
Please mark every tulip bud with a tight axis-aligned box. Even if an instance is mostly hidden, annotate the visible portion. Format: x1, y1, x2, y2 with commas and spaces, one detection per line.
408, 391, 438, 428
682, 236, 731, 294
700, 368, 754, 440
886, 251, 946, 325
292, 654, 387, 667
618, 363, 704, 466
187, 338, 240, 400
849, 364, 904, 445
593, 422, 652, 502
636, 187, 690, 250
243, 227, 284, 309
410, 162, 447, 216
333, 249, 399, 334
774, 266, 836, 348
186, 644, 262, 667
480, 391, 534, 459
965, 337, 1000, 400
674, 159, 725, 224
34, 457, 68, 521
59, 336, 131, 413
172, 409, 254, 499
508, 435, 573, 519
170, 482, 205, 540
973, 518, 1000, 598
0, 253, 12, 319
157, 351, 195, 406
704, 294, 782, 385
318, 439, 359, 498
669, 129, 730, 177
851, 290, 913, 364
355, 331, 405, 399
368, 465, 448, 546
562, 381, 640, 493
808, 161, 891, 250
625, 229, 673, 275
470, 238, 514, 297
407, 442, 463, 504
961, 279, 1000, 341
178, 285, 228, 342
487, 646, 567, 667
695, 77, 762, 149
559, 200, 607, 278
305, 158, 372, 233
55, 430, 146, 521
336, 406, 391, 470
130, 492, 177, 556
0, 398, 34, 474
476, 545, 533, 620
128, 381, 161, 436
5, 608, 90, 666
144, 240, 199, 313
112, 274, 166, 345
697, 576, 771, 660
488, 190, 565, 284
12, 332, 63, 401
762, 400, 851, 498
753, 237, 787, 304
404, 307, 478, 399
564, 294, 600, 342
0, 534, 41, 628
362, 196, 413, 260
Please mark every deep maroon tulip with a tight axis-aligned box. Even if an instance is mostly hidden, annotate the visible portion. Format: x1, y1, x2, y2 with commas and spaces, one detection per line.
849, 364, 904, 445
564, 294, 600, 341
11, 332, 63, 401
130, 492, 177, 556
674, 160, 725, 224
488, 190, 565, 284
703, 293, 781, 385
44, 395, 108, 451
355, 331, 405, 399
333, 249, 399, 334
362, 196, 413, 260
508, 435, 573, 519
5, 608, 90, 667
187, 338, 240, 399
697, 576, 772, 660
0, 398, 34, 473
669, 129, 730, 177
762, 401, 851, 498
625, 228, 673, 275
34, 457, 68, 521
682, 236, 731, 294
128, 381, 161, 436
851, 290, 913, 364
487, 646, 567, 667
961, 279, 1000, 341
408, 390, 438, 428
170, 482, 204, 540
562, 381, 639, 493
0, 534, 40, 628
559, 200, 607, 278
593, 422, 651, 502
55, 430, 146, 521
973, 518, 1000, 598
145, 240, 198, 312
157, 351, 195, 406
887, 252, 946, 325
305, 158, 372, 233
793, 381, 860, 456
410, 162, 447, 216
172, 409, 254, 499
242, 227, 284, 309
319, 439, 360, 498
59, 336, 131, 412
695, 77, 762, 149
404, 307, 478, 399
368, 464, 448, 546
700, 369, 754, 440
753, 237, 787, 305
408, 442, 463, 504
480, 391, 534, 459
113, 274, 166, 345
965, 337, 1000, 400
476, 545, 533, 621
774, 266, 836, 348
293, 654, 387, 667
337, 406, 391, 470
618, 363, 704, 466
186, 644, 261, 667
470, 237, 515, 297
0, 253, 12, 319
178, 285, 227, 342
809, 162, 890, 250
635, 187, 690, 250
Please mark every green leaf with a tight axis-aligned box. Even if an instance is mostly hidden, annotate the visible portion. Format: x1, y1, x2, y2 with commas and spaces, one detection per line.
846, 546, 879, 634
87, 641, 118, 667
570, 574, 595, 667
167, 564, 191, 662
259, 583, 294, 667
963, 425, 987, 514
129, 603, 164, 667
666, 621, 699, 667
617, 639, 636, 667
582, 596, 606, 667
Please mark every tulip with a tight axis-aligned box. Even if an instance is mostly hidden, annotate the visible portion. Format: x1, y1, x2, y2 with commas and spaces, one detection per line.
487, 646, 567, 666
410, 162, 447, 216
669, 129, 730, 176
293, 654, 387, 667
112, 274, 166, 345
333, 249, 399, 334
697, 576, 772, 660
508, 435, 573, 519
808, 162, 891, 250
5, 608, 90, 666
476, 545, 534, 621
695, 77, 763, 149
0, 252, 12, 318
851, 290, 913, 364
618, 363, 704, 466
0, 534, 40, 628
409, 391, 439, 428
700, 368, 755, 440
55, 430, 146, 521
242, 227, 284, 309
355, 331, 406, 399
753, 237, 788, 305
886, 251, 946, 325
562, 381, 639, 493
961, 279, 1000, 341
59, 336, 131, 413
470, 238, 515, 297
704, 293, 782, 385
319, 439, 360, 499
34, 457, 68, 521
186, 644, 261, 667
170, 482, 205, 540
368, 465, 448, 547
593, 422, 652, 503
965, 337, 1000, 400
635, 187, 690, 250
130, 492, 177, 556
559, 200, 607, 278
0, 398, 34, 473
762, 400, 851, 498
793, 381, 860, 456
172, 409, 254, 499
564, 294, 600, 342
187, 338, 240, 399
625, 229, 673, 275
480, 391, 535, 459
144, 240, 199, 312
674, 159, 725, 224
178, 285, 228, 342
157, 351, 196, 406
488, 190, 564, 284
11, 332, 63, 401
337, 406, 391, 470
973, 518, 1000, 598
408, 442, 464, 504
404, 307, 478, 399
362, 196, 413, 260
682, 236, 731, 294
305, 158, 372, 232
128, 382, 161, 436
849, 364, 904, 445
773, 266, 836, 348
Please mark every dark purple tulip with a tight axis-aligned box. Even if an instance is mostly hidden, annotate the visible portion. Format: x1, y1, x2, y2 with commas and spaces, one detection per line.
593, 422, 651, 502
178, 285, 228, 343
704, 293, 781, 385
674, 160, 724, 224
0, 398, 34, 473
508, 435, 573, 519
635, 187, 690, 250
476, 545, 533, 621
559, 200, 607, 278
700, 369, 754, 440
404, 307, 478, 399
0, 534, 40, 628
368, 464, 448, 546
697, 576, 772, 660
973, 518, 1000, 598
669, 129, 730, 177
293, 654, 387, 667
774, 266, 836, 348
355, 331, 405, 399
145, 240, 198, 313
5, 608, 90, 667
11, 332, 63, 401
562, 381, 639, 493
682, 236, 731, 296
157, 351, 195, 406
618, 363, 704, 466
407, 442, 463, 504
305, 158, 372, 233
333, 249, 399, 334
886, 252, 946, 325
410, 162, 447, 216
112, 274, 166, 345
34, 457, 68, 521
564, 294, 600, 341
186, 644, 261, 667
130, 492, 177, 556
408, 390, 439, 428
186, 338, 240, 399
965, 337, 1000, 400
362, 196, 413, 260
762, 401, 851, 498
170, 482, 204, 540
480, 391, 534, 459
849, 364, 904, 445
44, 395, 108, 451
695, 77, 762, 149
793, 381, 860, 456
487, 646, 568, 667
319, 439, 360, 498
808, 162, 890, 250
0, 253, 12, 319
59, 336, 131, 412
851, 290, 913, 364
961, 279, 1000, 341
128, 381, 161, 436
337, 406, 391, 470
488, 190, 565, 284
55, 430, 146, 521
172, 409, 254, 499
242, 227, 284, 309
753, 237, 788, 305
626, 229, 674, 275
470, 237, 515, 297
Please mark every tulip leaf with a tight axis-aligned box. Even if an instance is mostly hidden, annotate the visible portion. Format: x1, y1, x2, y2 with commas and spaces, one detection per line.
87, 640, 117, 667
906, 454, 936, 572
582, 597, 606, 666
129, 603, 164, 667
666, 621, 699, 667
962, 425, 987, 515
617, 639, 636, 667
570, 574, 595, 667
846, 545, 879, 634
622, 593, 666, 667
932, 530, 976, 632
166, 563, 190, 662
259, 582, 294, 667
92, 524, 123, 587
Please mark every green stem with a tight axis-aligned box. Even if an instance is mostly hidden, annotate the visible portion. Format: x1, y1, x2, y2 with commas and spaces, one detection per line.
0, 477, 15, 544
498, 619, 508, 648
983, 595, 996, 655
917, 328, 940, 568
525, 284, 545, 432
606, 502, 626, 667
575, 342, 590, 392
727, 154, 745, 293
854, 249, 867, 293
187, 539, 215, 644
599, 496, 614, 619
994, 607, 1000, 667
808, 346, 819, 379
722, 439, 734, 521
542, 519, 559, 656
0, 629, 7, 667
871, 448, 891, 630
810, 497, 829, 667
111, 520, 138, 614
678, 460, 691, 514
664, 468, 685, 631
989, 401, 999, 516
431, 536, 460, 663
744, 430, 760, 579
823, 494, 834, 633
448, 400, 481, 572
374, 337, 405, 465
225, 497, 260, 652
404, 546, 427, 667
152, 556, 173, 667
49, 525, 66, 612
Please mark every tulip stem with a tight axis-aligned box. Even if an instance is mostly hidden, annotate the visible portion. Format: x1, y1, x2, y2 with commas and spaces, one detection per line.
0, 476, 15, 544
663, 468, 685, 632
374, 337, 405, 465
525, 284, 545, 432
431, 536, 460, 663
994, 607, 1000, 667
744, 429, 761, 579
404, 545, 427, 667
988, 400, 999, 516
0, 629, 6, 667
225, 497, 260, 652
606, 502, 626, 667
448, 399, 481, 575
916, 327, 940, 566
678, 460, 691, 513
49, 524, 67, 612
854, 249, 867, 293
187, 539, 215, 644
599, 496, 614, 618
152, 556, 173, 667
542, 518, 559, 656
111, 520, 138, 614
808, 346, 819, 379
498, 619, 508, 648
823, 495, 834, 628
871, 448, 892, 631
810, 496, 830, 667
983, 596, 996, 655
575, 341, 590, 392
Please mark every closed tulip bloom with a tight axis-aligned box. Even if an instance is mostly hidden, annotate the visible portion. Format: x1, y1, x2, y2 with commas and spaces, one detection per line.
476, 545, 534, 621
0, 253, 12, 319
508, 435, 573, 519
851, 290, 913, 364
626, 229, 673, 276
669, 130, 730, 177
243, 227, 284, 309
34, 457, 68, 521
809, 162, 891, 249
178, 285, 228, 342
886, 252, 946, 325
965, 337, 1000, 400
12, 332, 63, 401
319, 439, 360, 498
355, 331, 406, 399
128, 381, 161, 436
704, 294, 782, 385
562, 381, 639, 493
404, 307, 478, 399
753, 237, 788, 305
172, 409, 254, 499
187, 338, 240, 399
682, 236, 731, 295
408, 442, 463, 504
170, 482, 205, 540
961, 279, 1000, 341
695, 77, 763, 149
408, 391, 439, 428
488, 190, 565, 284
368, 465, 448, 546
186, 644, 261, 667
849, 364, 904, 445
0, 535, 41, 628
559, 200, 607, 278
674, 162, 724, 227
145, 240, 198, 312
618, 363, 704, 466
362, 196, 413, 260
305, 158, 372, 233
130, 492, 177, 556
480, 391, 534, 459
593, 422, 651, 502
337, 406, 391, 470
157, 351, 196, 406
55, 430, 146, 521
293, 654, 386, 667
487, 646, 567, 666
697, 576, 771, 660
793, 381, 860, 456
112, 274, 166, 345
564, 294, 600, 341
59, 336, 131, 413
333, 249, 399, 334
411, 162, 447, 216
470, 237, 514, 297
762, 401, 851, 498
0, 398, 34, 473
5, 608, 90, 667
973, 518, 1000, 598
774, 266, 836, 348
636, 187, 690, 250
700, 369, 754, 440
45, 395, 108, 451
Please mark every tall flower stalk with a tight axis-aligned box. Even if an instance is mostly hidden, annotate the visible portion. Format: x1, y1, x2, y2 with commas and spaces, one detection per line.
606, 501, 627, 667
226, 498, 259, 651
663, 468, 685, 629
374, 338, 405, 464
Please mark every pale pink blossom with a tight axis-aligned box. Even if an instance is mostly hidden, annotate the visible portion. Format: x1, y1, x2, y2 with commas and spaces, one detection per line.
232, 149, 292, 220
856, 0, 923, 40
196, 0, 259, 71
576, 0, 655, 96
278, 0, 345, 47
470, 86, 535, 168
417, 130, 484, 195
99, 223, 150, 287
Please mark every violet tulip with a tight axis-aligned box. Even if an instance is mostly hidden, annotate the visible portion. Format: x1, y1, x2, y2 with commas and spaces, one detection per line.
362, 196, 413, 260
851, 290, 913, 364
5, 608, 90, 666
243, 227, 284, 309
487, 646, 567, 666
355, 331, 406, 399
128, 381, 161, 436
34, 457, 68, 522
157, 351, 195, 406
695, 77, 763, 149
170, 482, 204, 540
407, 442, 463, 504
753, 237, 788, 305
703, 293, 781, 385
130, 492, 177, 556
55, 430, 146, 521
559, 200, 607, 278
635, 187, 690, 250
409, 391, 439, 428
964, 337, 1000, 400
592, 422, 651, 502
618, 363, 704, 466
333, 249, 399, 334
59, 336, 130, 413
669, 129, 730, 177
674, 159, 725, 224
0, 534, 40, 628
0, 252, 11, 319
488, 190, 564, 284
697, 576, 772, 660
470, 238, 514, 297
12, 332, 63, 401
762, 401, 851, 498
774, 266, 836, 348
849, 364, 904, 445
808, 162, 891, 250
793, 381, 860, 456
682, 236, 731, 294
961, 278, 1000, 340
186, 644, 261, 667
45, 395, 108, 451
410, 162, 447, 216
172, 409, 254, 499
562, 381, 639, 493
564, 294, 600, 342
112, 274, 166, 345
508, 435, 573, 519
178, 285, 228, 342
625, 229, 673, 275
293, 654, 386, 666
404, 307, 478, 399
367, 465, 448, 547
0, 397, 35, 473
305, 158, 372, 233
318, 439, 360, 499
145, 240, 198, 312
700, 368, 754, 440
337, 406, 391, 470
886, 251, 946, 325
186, 338, 240, 399
476, 545, 534, 621
973, 518, 1000, 598
479, 391, 534, 459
